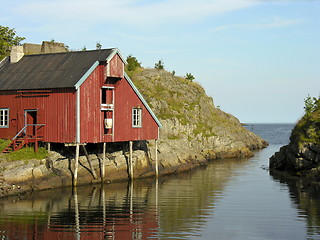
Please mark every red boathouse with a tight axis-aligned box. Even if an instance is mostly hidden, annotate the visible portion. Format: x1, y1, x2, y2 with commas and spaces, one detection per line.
0, 47, 162, 182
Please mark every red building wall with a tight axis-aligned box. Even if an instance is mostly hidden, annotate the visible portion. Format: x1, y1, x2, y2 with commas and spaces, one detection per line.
113, 77, 159, 142
79, 63, 159, 143
109, 53, 124, 78
0, 89, 77, 143
79, 65, 104, 143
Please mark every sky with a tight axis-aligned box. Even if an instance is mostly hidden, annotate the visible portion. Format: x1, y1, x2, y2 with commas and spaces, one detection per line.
1, 0, 319, 123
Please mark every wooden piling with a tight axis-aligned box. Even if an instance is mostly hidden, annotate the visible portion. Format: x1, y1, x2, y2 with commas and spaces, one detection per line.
102, 142, 106, 181
129, 141, 133, 181
47, 142, 51, 153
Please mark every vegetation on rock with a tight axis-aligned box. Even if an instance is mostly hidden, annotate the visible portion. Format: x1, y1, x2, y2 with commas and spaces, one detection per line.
291, 96, 320, 146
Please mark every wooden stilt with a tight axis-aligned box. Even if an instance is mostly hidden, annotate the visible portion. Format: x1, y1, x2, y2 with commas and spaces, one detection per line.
47, 142, 51, 153
81, 145, 97, 179
102, 142, 106, 181
155, 139, 159, 178
129, 141, 133, 181
74, 143, 80, 187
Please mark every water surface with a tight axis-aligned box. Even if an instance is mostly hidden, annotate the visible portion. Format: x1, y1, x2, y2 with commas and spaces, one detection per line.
1, 124, 320, 239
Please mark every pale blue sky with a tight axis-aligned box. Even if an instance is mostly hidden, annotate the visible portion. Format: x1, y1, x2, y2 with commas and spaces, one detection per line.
1, 0, 319, 123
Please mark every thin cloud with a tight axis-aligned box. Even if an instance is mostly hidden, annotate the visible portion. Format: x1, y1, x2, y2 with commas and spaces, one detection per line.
12, 0, 259, 26
210, 16, 303, 32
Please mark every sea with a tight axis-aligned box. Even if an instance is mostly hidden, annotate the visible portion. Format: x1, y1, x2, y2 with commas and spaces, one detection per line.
1, 123, 320, 240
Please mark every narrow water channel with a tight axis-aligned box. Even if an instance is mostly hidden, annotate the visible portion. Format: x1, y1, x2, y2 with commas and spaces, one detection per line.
0, 124, 320, 239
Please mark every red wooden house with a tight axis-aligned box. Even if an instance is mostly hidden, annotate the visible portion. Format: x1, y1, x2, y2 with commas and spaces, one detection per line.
0, 48, 162, 153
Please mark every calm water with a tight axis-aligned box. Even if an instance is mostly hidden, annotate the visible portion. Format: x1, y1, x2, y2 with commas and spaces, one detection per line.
1, 124, 320, 240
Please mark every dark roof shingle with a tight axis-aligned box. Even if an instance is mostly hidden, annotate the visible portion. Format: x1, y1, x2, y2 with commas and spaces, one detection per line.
0, 49, 114, 90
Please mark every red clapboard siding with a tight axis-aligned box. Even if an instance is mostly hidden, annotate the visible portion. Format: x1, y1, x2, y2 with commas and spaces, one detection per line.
109, 54, 124, 78
113, 77, 159, 142
0, 89, 76, 143
79, 65, 103, 143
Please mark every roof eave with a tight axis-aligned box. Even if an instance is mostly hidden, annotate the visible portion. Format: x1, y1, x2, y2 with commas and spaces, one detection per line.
74, 61, 99, 90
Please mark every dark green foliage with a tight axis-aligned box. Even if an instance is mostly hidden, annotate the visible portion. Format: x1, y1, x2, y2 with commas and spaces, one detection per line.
96, 41, 102, 50
304, 95, 320, 116
0, 25, 25, 60
154, 59, 164, 70
126, 55, 141, 72
185, 73, 195, 81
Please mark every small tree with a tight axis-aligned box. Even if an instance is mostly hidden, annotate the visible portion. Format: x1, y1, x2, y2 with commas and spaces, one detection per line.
154, 59, 164, 70
185, 73, 195, 81
96, 41, 102, 50
304, 95, 320, 116
0, 25, 25, 60
126, 55, 141, 71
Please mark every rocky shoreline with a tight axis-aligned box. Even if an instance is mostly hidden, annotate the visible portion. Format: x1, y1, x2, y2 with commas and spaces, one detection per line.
0, 137, 267, 198
269, 142, 320, 181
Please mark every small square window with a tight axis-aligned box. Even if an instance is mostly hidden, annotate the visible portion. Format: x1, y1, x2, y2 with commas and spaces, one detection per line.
0, 108, 9, 128
132, 108, 142, 128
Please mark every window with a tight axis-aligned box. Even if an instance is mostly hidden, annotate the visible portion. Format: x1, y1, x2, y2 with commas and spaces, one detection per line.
132, 108, 142, 127
0, 108, 9, 128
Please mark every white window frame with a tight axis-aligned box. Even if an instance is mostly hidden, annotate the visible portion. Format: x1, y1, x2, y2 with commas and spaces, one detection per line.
132, 108, 142, 128
0, 108, 9, 128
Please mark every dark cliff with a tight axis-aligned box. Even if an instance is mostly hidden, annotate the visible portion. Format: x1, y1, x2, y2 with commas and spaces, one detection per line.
270, 98, 320, 180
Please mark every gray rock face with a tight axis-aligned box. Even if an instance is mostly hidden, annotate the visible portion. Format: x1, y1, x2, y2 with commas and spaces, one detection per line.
270, 143, 320, 173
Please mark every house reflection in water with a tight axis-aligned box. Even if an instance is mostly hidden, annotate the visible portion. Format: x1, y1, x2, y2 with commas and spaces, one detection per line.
0, 181, 159, 239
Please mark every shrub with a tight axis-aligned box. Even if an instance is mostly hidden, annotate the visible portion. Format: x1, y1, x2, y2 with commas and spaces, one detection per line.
304, 95, 320, 116
154, 59, 164, 70
126, 55, 141, 72
185, 73, 195, 81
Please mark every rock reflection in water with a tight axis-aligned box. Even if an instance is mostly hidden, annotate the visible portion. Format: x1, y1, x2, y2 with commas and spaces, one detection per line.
270, 171, 320, 238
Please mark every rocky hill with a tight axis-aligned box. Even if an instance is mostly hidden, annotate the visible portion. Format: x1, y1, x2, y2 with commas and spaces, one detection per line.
270, 98, 320, 180
130, 68, 268, 167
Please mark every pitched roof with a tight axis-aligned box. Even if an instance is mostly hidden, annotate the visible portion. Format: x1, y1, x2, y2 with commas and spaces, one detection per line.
0, 49, 116, 90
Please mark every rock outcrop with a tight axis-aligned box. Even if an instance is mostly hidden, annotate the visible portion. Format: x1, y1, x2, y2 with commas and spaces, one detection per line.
270, 102, 320, 180
0, 68, 268, 197
131, 68, 268, 164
